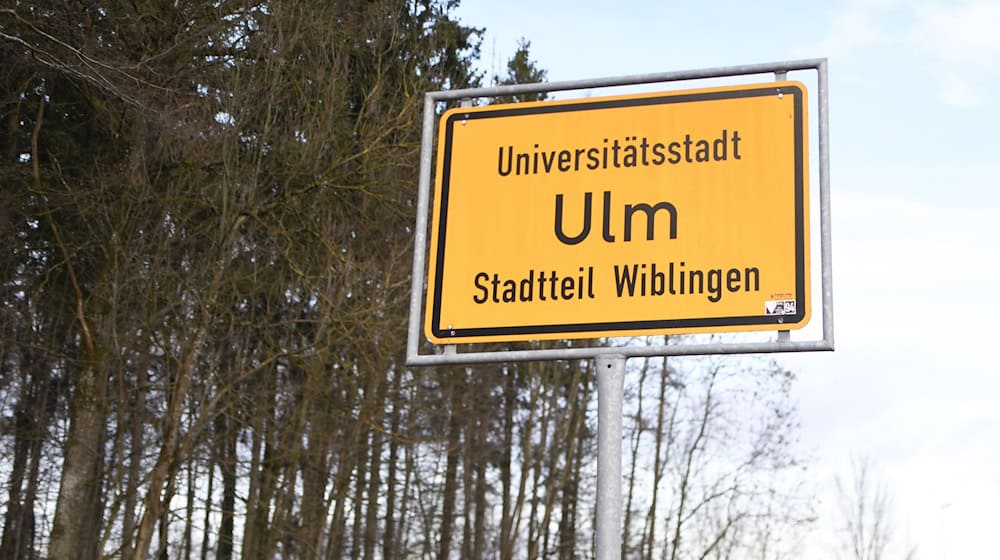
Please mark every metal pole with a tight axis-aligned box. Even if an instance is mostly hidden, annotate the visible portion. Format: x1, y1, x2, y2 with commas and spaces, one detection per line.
594, 354, 625, 560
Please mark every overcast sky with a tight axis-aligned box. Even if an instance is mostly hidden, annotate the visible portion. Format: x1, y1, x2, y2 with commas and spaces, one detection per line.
453, 1, 1000, 557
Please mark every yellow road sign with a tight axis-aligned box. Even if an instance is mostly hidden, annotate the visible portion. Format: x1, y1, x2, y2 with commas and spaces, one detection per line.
425, 81, 809, 343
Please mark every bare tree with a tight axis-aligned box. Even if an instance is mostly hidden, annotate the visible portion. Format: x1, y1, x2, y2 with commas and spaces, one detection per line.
615, 343, 815, 560
835, 456, 917, 560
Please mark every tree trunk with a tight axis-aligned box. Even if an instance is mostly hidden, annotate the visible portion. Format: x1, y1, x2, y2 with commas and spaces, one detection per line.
643, 355, 675, 560
300, 418, 331, 559
394, 426, 416, 560
472, 402, 489, 560
364, 394, 384, 560
241, 396, 266, 557
438, 372, 465, 560
624, 356, 651, 557
80, 412, 109, 560
49, 362, 107, 560
0, 414, 31, 560
199, 454, 214, 560
266, 377, 307, 560
249, 410, 280, 558
510, 366, 539, 557
182, 454, 196, 560
527, 364, 551, 560
47, 138, 108, 558
325, 461, 353, 560
499, 366, 516, 560
383, 369, 403, 560
0, 356, 51, 560
461, 396, 475, 560
558, 360, 590, 560
217, 414, 238, 560
121, 353, 149, 559
326, 369, 376, 560
361, 360, 391, 560
155, 466, 177, 559
350, 429, 370, 560
132, 339, 203, 558
538, 363, 575, 559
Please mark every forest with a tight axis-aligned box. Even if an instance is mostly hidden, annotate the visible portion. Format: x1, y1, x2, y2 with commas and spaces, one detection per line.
1, 1, 814, 558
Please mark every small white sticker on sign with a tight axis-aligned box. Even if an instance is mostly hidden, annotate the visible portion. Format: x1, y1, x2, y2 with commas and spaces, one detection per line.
765, 299, 797, 316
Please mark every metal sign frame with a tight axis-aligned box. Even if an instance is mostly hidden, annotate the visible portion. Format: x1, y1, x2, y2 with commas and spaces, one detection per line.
406, 59, 833, 366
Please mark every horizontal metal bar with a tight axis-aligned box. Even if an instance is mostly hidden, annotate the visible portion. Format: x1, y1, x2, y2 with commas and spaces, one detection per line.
406, 339, 833, 367
429, 58, 827, 102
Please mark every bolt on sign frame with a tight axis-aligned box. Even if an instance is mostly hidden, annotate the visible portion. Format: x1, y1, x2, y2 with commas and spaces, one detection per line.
406, 59, 833, 367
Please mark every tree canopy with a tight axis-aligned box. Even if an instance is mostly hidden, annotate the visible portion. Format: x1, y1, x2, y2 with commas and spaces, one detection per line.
1, 3, 813, 559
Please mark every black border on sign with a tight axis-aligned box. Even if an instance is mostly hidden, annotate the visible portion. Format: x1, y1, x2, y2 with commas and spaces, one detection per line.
429, 84, 806, 341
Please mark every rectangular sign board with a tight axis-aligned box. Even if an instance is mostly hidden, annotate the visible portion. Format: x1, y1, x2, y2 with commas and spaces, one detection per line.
425, 81, 809, 344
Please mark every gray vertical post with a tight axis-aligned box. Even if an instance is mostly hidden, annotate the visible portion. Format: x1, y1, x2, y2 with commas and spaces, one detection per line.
594, 354, 626, 560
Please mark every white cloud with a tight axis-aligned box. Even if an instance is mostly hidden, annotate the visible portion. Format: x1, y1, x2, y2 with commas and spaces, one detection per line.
814, 0, 1000, 107
908, 2, 1000, 107
813, 1, 896, 58
909, 2, 1000, 65
936, 75, 987, 107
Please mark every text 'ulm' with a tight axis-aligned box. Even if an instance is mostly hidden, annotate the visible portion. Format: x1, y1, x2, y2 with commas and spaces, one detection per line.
554, 190, 678, 245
